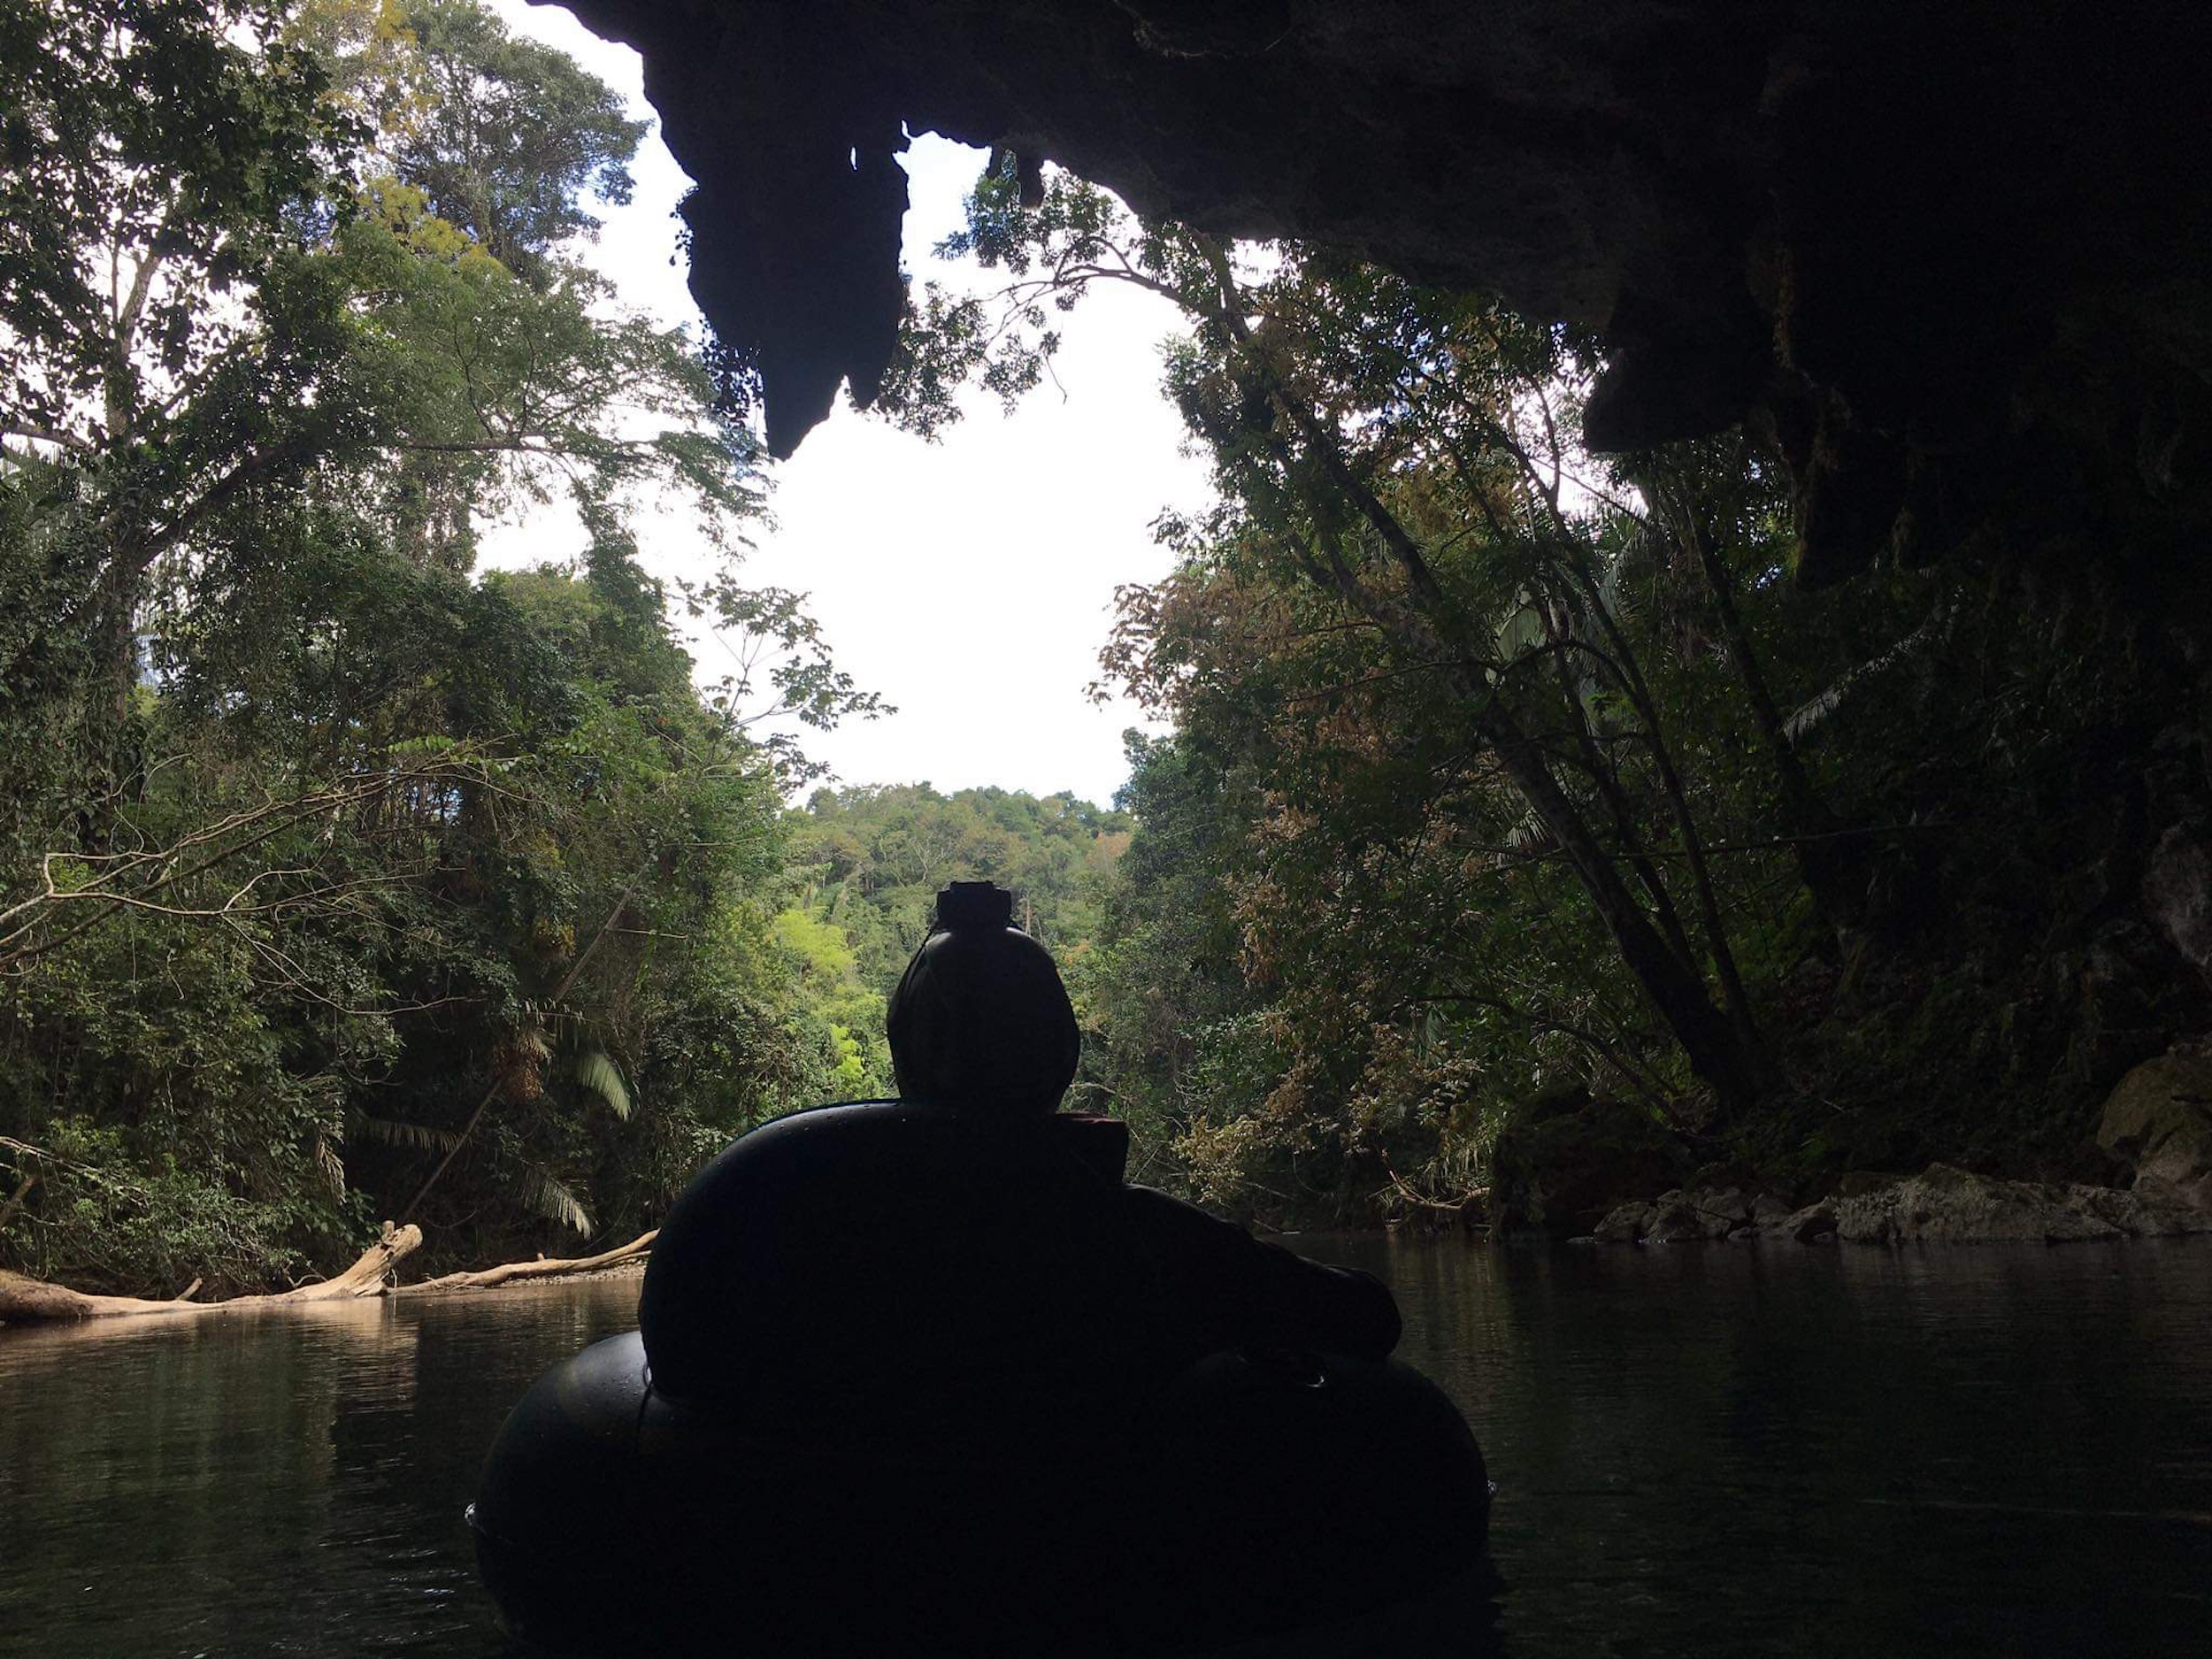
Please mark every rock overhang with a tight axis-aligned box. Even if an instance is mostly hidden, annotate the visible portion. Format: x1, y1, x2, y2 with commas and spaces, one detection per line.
545, 0, 2212, 583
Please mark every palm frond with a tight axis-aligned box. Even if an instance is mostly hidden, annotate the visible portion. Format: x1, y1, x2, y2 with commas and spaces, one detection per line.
352, 1115, 464, 1154
574, 1049, 631, 1120
1494, 592, 1547, 662
523, 1170, 593, 1235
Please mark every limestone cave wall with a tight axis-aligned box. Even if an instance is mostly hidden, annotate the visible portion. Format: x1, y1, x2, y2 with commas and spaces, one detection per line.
549, 0, 2212, 591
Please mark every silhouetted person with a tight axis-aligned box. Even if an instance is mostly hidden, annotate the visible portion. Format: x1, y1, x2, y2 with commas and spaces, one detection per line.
892, 880, 1400, 1357
639, 881, 1399, 1431
481, 884, 1486, 1657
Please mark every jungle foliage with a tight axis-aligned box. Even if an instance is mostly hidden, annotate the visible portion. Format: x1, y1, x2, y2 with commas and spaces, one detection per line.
0, 0, 883, 1292
892, 160, 2211, 1225
773, 782, 1132, 1103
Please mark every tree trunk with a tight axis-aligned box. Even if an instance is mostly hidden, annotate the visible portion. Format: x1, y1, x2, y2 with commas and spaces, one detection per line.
1263, 483, 1770, 1115
1651, 472, 1864, 931
1200, 243, 1769, 1116
1476, 696, 1769, 1114
1566, 579, 1762, 1048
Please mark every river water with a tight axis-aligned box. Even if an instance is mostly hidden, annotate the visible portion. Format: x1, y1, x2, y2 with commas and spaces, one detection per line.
2, 1237, 2208, 1656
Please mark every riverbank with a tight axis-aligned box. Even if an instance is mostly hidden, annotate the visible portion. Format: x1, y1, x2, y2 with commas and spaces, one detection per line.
1488, 1046, 2212, 1246
1581, 1164, 2212, 1246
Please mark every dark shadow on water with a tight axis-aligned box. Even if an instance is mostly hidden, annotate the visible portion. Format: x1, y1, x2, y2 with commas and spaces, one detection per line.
1341, 1232, 2212, 1659
524, 1557, 1505, 1659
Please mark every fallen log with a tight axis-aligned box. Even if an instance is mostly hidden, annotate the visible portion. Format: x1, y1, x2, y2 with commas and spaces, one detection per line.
0, 1223, 657, 1326
0, 1221, 422, 1325
392, 1230, 656, 1295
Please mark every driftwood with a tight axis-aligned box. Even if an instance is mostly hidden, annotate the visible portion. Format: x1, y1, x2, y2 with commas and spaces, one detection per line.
392, 1229, 656, 1295
0, 1221, 421, 1324
0, 1223, 656, 1326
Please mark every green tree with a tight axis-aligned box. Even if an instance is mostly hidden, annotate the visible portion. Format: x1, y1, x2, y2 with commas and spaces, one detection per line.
300, 0, 646, 288
887, 164, 1779, 1115
1, 0, 358, 695
935, 161, 2177, 1217
0, 0, 881, 1288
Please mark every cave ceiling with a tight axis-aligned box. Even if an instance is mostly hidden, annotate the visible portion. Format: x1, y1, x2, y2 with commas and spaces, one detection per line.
548, 0, 2212, 586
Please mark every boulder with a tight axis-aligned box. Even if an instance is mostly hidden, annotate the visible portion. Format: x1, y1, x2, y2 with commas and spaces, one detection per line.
2097, 1051, 2212, 1211
1748, 1191, 1797, 1228
1640, 1194, 1713, 1244
1555, 1169, 2208, 1245
1837, 1164, 2123, 1243
1835, 1170, 1909, 1198
1689, 1187, 1753, 1228
1589, 1187, 1799, 1243
1768, 1202, 1839, 1242
2142, 823, 2212, 981
2065, 1181, 2212, 1238
1592, 1202, 1652, 1243
1598, 1187, 1747, 1243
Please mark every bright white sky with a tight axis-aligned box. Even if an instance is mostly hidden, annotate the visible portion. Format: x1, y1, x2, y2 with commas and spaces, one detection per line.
482, 2, 1212, 808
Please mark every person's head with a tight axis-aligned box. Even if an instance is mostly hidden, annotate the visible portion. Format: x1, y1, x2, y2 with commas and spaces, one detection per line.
886, 882, 1079, 1114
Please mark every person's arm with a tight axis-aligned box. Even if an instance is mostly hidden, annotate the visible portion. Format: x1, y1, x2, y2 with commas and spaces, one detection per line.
1122, 1184, 1402, 1359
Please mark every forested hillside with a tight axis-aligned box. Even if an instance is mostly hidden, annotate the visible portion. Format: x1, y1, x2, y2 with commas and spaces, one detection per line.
772, 783, 1131, 1100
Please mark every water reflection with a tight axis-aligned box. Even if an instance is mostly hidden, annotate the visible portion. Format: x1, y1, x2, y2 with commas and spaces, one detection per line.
0, 1283, 642, 1657
1333, 1234, 2212, 1657
2, 1245, 2208, 1656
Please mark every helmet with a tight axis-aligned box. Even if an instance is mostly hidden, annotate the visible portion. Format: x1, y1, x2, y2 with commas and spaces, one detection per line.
886, 882, 1079, 1112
